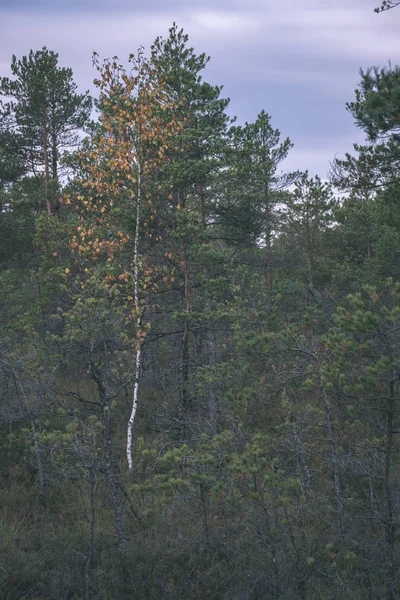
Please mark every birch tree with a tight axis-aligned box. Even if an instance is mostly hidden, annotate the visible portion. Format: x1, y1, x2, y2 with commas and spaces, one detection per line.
69, 49, 181, 470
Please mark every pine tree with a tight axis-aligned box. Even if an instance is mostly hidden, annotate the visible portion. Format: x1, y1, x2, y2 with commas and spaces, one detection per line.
332, 65, 400, 193
0, 48, 92, 214
151, 25, 233, 429
285, 172, 336, 287
222, 111, 297, 285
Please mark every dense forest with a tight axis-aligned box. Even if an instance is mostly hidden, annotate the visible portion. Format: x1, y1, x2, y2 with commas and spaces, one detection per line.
1, 8, 400, 599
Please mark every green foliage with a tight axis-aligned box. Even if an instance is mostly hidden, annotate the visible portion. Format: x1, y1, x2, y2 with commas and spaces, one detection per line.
0, 48, 92, 178
348, 65, 400, 140
2, 20, 400, 600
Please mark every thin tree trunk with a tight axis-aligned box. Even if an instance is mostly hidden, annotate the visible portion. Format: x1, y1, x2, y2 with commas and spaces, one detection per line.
127, 338, 141, 470
51, 128, 60, 215
197, 181, 220, 430
197, 182, 206, 229
265, 223, 272, 287
264, 181, 272, 287
205, 324, 219, 431
127, 160, 142, 471
51, 130, 58, 180
180, 238, 190, 413
306, 206, 313, 287
42, 103, 51, 215
176, 187, 191, 437
307, 232, 313, 287
203, 279, 219, 430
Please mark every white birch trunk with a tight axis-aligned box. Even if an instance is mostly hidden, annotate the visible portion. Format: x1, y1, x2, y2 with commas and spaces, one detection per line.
127, 160, 142, 471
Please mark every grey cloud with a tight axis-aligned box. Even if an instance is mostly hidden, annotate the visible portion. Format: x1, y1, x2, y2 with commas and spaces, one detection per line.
0, 0, 238, 12
1, 0, 399, 177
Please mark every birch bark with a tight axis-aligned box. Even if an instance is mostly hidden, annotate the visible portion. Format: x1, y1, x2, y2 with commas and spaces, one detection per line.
127, 158, 142, 471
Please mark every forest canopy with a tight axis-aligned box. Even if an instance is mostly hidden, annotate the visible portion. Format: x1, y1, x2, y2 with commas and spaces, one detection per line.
1, 16, 400, 600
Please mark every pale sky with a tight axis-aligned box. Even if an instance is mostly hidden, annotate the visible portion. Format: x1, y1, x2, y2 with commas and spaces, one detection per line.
0, 0, 399, 177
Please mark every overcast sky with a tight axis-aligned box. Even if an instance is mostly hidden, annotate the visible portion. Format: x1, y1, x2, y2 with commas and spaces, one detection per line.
0, 0, 399, 177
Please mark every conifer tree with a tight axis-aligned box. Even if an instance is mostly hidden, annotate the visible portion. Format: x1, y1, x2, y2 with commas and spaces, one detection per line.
0, 48, 92, 214
223, 111, 297, 285
151, 25, 233, 428
285, 172, 336, 287
332, 65, 400, 193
